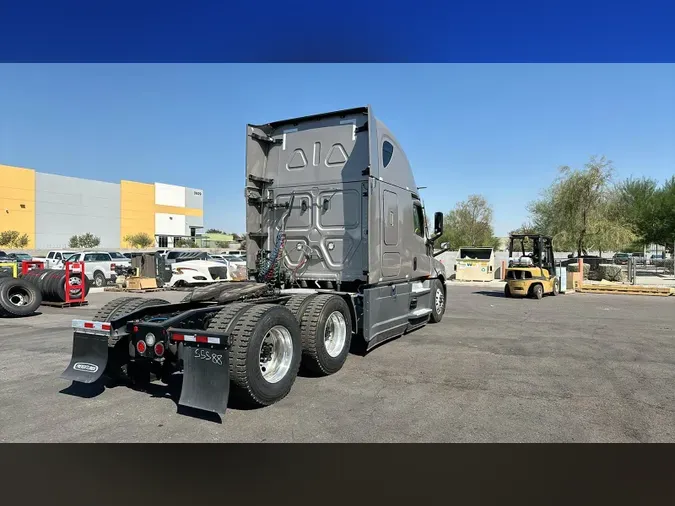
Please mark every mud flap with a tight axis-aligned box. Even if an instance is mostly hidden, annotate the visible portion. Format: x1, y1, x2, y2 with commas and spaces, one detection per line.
178, 343, 230, 415
61, 332, 109, 384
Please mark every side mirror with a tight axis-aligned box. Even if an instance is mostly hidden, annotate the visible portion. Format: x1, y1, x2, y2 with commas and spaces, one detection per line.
434, 212, 443, 236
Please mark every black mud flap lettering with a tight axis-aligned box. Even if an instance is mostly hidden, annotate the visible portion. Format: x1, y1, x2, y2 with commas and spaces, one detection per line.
179, 343, 230, 415
61, 332, 109, 384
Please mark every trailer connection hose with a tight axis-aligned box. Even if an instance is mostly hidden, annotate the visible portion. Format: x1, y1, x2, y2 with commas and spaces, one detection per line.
257, 192, 295, 284
258, 230, 286, 282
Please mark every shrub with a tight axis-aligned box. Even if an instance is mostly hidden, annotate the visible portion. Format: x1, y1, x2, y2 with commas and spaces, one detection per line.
0, 230, 29, 248
175, 238, 198, 248
566, 262, 590, 279
68, 233, 101, 248
124, 232, 154, 248
665, 258, 674, 274
595, 264, 625, 282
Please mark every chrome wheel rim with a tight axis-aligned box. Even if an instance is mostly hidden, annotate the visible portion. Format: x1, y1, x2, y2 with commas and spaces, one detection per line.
324, 311, 347, 358
8, 287, 30, 306
259, 325, 294, 383
435, 288, 444, 314
69, 276, 82, 295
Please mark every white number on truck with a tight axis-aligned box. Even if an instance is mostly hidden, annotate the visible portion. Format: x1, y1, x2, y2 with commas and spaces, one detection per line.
194, 348, 223, 365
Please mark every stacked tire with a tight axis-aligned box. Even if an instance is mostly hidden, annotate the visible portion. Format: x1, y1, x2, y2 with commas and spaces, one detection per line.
0, 277, 42, 317
21, 268, 90, 303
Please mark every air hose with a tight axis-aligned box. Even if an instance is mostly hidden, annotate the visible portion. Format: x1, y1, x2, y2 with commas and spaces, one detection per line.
257, 193, 295, 282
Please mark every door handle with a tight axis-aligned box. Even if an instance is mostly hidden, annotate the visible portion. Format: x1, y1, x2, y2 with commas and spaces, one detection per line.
413, 257, 418, 270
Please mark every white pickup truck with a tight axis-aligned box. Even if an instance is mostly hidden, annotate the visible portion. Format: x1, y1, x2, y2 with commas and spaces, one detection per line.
63, 251, 132, 287
32, 250, 77, 269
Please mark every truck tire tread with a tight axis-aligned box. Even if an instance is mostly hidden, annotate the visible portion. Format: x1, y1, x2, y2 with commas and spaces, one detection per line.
282, 293, 317, 321
300, 294, 352, 376
93, 296, 143, 321
109, 297, 171, 321
227, 304, 301, 407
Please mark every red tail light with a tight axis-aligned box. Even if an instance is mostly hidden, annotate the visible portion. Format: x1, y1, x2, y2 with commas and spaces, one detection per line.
154, 342, 165, 357
136, 340, 147, 354
111, 263, 116, 270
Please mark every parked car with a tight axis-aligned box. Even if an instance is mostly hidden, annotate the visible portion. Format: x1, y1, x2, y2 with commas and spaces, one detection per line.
613, 252, 630, 265
561, 255, 606, 271
165, 250, 209, 266
631, 252, 646, 265
167, 260, 231, 287
64, 251, 131, 287
4, 253, 34, 271
108, 251, 130, 262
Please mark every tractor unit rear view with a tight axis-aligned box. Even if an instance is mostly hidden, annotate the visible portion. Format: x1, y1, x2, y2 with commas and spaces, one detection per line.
61, 106, 448, 415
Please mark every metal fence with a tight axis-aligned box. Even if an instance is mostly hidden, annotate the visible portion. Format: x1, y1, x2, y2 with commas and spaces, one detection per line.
627, 255, 674, 286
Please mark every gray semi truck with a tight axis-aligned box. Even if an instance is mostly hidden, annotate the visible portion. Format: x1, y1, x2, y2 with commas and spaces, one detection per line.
61, 105, 448, 415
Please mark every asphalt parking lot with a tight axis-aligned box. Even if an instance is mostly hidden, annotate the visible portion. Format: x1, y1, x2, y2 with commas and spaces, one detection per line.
1, 285, 674, 442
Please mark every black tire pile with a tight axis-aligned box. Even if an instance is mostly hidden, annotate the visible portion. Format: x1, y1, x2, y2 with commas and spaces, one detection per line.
0, 277, 43, 317
21, 268, 90, 303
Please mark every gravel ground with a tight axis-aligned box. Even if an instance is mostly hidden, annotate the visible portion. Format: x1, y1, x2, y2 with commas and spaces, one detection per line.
0, 286, 674, 442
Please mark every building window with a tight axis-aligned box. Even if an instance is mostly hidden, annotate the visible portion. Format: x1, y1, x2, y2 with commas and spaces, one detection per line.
382, 140, 394, 168
158, 236, 168, 248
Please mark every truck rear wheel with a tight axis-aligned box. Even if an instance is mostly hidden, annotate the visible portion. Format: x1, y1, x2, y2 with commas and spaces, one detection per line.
223, 304, 301, 407
300, 294, 352, 376
92, 271, 106, 288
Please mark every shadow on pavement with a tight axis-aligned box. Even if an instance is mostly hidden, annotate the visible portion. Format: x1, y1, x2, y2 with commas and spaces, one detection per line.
473, 290, 506, 298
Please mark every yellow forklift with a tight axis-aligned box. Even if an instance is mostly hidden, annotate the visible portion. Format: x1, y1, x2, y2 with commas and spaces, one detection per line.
504, 234, 560, 299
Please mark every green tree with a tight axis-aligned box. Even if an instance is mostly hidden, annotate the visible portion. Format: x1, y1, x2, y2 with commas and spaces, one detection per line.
175, 238, 198, 248
509, 222, 538, 236
123, 232, 154, 248
650, 176, 675, 252
615, 177, 659, 247
439, 194, 500, 249
0, 230, 29, 248
528, 156, 634, 256
206, 228, 224, 234
68, 233, 101, 248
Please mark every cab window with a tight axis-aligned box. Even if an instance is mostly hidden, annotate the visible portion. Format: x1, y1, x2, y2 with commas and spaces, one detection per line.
413, 203, 425, 238
382, 141, 394, 168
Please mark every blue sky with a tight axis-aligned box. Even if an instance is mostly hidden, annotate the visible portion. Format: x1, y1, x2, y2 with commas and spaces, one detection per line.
1, 64, 674, 236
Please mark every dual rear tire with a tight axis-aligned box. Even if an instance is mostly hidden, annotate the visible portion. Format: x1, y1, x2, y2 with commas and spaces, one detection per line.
206, 294, 353, 408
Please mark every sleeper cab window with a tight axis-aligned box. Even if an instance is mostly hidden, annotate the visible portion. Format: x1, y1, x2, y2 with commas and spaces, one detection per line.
382, 140, 394, 168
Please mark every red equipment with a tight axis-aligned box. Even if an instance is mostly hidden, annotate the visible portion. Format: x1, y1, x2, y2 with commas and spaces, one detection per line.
21, 260, 45, 275
63, 261, 87, 304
